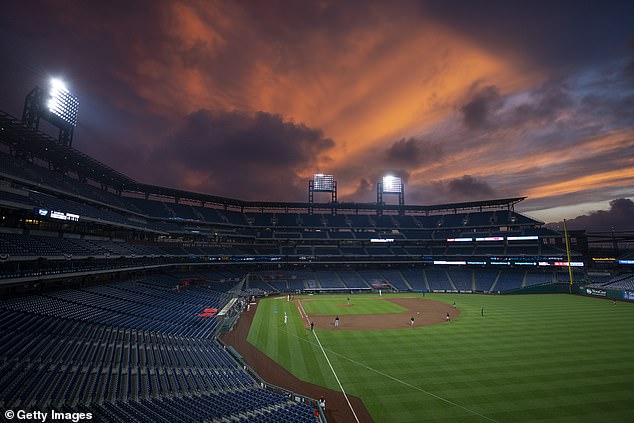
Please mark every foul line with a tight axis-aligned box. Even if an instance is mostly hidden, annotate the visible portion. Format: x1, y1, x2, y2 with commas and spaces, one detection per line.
296, 299, 310, 324
324, 350, 499, 423
281, 326, 500, 423
312, 330, 361, 423
296, 299, 360, 423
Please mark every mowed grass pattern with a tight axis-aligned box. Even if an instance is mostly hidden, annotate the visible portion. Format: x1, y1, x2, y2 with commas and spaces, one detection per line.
247, 297, 339, 388
248, 294, 634, 423
301, 295, 407, 315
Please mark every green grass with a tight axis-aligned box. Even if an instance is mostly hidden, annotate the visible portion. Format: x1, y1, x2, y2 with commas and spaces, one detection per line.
300, 295, 407, 315
247, 293, 634, 423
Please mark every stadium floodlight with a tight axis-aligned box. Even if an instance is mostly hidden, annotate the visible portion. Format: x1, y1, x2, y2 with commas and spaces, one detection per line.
381, 175, 403, 193
22, 78, 80, 147
377, 174, 405, 214
46, 78, 79, 127
308, 173, 337, 214
312, 173, 335, 192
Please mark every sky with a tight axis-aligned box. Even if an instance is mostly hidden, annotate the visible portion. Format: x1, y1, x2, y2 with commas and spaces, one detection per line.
0, 0, 633, 226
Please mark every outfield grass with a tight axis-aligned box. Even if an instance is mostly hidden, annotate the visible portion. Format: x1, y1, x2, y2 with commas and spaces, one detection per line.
247, 293, 634, 423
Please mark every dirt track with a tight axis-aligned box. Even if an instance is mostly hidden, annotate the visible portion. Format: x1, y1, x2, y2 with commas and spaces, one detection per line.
221, 296, 460, 423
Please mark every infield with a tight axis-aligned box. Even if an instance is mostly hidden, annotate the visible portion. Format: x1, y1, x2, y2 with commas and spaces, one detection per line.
299, 297, 459, 330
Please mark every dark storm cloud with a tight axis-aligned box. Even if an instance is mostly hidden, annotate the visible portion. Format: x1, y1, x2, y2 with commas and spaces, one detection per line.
1, 1, 633, 223
460, 84, 503, 129
577, 92, 634, 132
428, 175, 497, 203
152, 109, 333, 200
384, 137, 443, 168
508, 82, 573, 127
617, 36, 634, 86
422, 0, 634, 72
348, 178, 374, 201
626, 59, 634, 80
457, 79, 574, 135
446, 175, 496, 198
546, 198, 634, 231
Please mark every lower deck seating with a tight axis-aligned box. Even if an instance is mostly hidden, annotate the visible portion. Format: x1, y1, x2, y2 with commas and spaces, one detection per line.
474, 269, 498, 292
0, 272, 315, 421
493, 270, 525, 291
241, 268, 563, 293
424, 269, 453, 291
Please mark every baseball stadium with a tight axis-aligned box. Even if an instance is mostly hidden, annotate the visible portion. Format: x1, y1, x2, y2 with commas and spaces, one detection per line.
0, 76, 633, 423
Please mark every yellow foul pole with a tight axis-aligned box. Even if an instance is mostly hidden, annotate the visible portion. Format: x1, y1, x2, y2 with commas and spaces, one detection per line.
563, 219, 574, 293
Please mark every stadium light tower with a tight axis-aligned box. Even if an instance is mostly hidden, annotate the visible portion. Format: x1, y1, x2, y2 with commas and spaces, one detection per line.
377, 175, 405, 215
308, 173, 337, 215
22, 78, 80, 147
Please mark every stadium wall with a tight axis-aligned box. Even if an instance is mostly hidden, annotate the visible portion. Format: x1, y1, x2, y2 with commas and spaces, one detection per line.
576, 285, 634, 302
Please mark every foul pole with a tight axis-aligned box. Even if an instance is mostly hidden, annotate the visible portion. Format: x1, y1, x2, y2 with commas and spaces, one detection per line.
563, 219, 574, 294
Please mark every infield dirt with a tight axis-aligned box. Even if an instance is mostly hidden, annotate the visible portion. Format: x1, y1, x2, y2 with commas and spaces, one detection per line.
301, 297, 460, 330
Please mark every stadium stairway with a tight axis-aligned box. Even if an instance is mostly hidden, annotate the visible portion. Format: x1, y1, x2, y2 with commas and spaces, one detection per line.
487, 270, 502, 293
422, 270, 431, 292
444, 270, 458, 291
396, 270, 414, 290
379, 270, 410, 291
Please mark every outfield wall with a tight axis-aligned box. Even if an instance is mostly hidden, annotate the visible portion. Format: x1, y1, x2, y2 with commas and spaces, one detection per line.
504, 282, 573, 294
577, 285, 634, 302
495, 282, 634, 302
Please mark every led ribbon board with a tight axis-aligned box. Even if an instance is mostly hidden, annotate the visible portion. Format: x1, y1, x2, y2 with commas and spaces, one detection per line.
370, 238, 394, 243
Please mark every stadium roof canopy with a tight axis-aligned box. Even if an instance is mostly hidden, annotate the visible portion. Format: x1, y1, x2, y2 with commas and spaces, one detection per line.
0, 110, 525, 214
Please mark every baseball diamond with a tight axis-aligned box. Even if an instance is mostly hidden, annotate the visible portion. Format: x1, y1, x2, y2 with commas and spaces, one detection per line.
233, 292, 634, 423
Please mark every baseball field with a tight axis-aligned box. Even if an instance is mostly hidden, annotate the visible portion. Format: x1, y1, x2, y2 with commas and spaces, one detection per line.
246, 293, 634, 423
